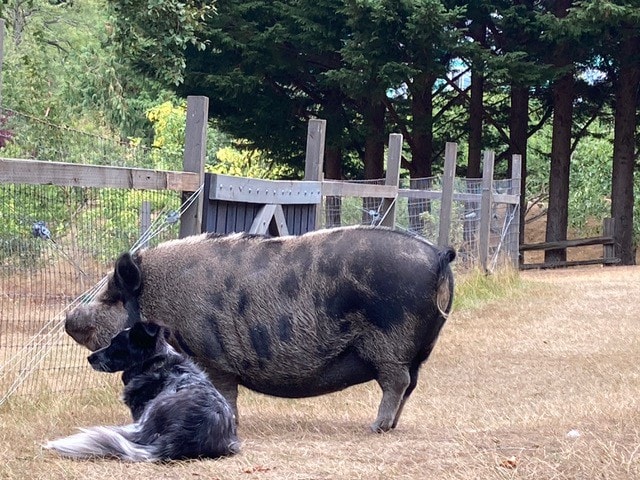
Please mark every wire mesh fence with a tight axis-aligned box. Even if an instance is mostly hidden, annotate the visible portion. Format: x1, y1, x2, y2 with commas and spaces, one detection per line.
0, 183, 182, 401
319, 176, 520, 271
0, 103, 199, 403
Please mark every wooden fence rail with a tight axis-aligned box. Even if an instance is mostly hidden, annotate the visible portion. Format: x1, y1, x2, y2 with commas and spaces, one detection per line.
520, 218, 618, 269
0, 158, 200, 191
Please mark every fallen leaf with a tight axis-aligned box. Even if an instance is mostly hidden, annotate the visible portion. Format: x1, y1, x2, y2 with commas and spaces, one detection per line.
243, 465, 273, 474
499, 456, 518, 469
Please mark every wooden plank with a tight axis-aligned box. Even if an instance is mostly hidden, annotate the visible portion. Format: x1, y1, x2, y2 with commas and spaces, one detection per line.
398, 189, 446, 201
209, 174, 322, 205
0, 158, 199, 191
180, 96, 208, 237
508, 154, 523, 267
304, 119, 326, 181
236, 203, 262, 232
285, 204, 311, 235
603, 218, 615, 262
301, 205, 309, 233
215, 201, 228, 234
249, 204, 289, 236
520, 236, 614, 252
379, 133, 402, 228
272, 204, 289, 236
249, 205, 276, 234
492, 193, 520, 204
182, 95, 208, 187
283, 205, 294, 234
437, 142, 457, 247
224, 202, 240, 233
321, 181, 397, 198
520, 257, 621, 270
478, 150, 495, 272
307, 202, 316, 231
304, 119, 326, 230
201, 174, 213, 232
139, 201, 151, 249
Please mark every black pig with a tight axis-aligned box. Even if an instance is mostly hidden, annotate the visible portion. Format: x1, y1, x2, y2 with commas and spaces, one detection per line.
65, 226, 455, 432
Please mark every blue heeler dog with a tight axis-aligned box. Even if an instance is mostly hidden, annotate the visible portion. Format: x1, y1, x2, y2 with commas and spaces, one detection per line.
45, 321, 240, 461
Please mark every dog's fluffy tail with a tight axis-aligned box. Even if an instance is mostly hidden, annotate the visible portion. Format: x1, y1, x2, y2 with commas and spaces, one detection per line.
44, 424, 157, 462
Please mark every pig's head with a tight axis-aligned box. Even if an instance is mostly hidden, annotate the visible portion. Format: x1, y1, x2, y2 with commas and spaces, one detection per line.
65, 252, 143, 351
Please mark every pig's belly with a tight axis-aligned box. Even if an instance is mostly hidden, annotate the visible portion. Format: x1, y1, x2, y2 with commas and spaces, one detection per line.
237, 348, 377, 398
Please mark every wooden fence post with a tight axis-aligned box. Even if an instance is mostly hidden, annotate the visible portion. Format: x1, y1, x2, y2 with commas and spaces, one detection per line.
603, 218, 615, 264
509, 154, 522, 268
438, 142, 457, 247
179, 96, 208, 238
140, 201, 151, 249
379, 133, 402, 228
304, 119, 326, 230
479, 150, 495, 272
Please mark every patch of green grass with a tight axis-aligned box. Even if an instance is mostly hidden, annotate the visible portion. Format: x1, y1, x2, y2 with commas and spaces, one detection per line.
453, 267, 531, 311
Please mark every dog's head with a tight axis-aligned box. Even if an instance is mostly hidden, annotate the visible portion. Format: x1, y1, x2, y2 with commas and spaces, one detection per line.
87, 321, 162, 373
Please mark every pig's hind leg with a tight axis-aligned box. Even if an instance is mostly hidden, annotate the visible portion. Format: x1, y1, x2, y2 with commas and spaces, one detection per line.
391, 363, 421, 429
371, 364, 410, 433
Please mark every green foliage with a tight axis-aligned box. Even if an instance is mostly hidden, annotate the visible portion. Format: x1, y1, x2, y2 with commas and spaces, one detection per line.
569, 126, 613, 234
0, 185, 87, 268
526, 112, 640, 239
109, 0, 213, 85
419, 198, 465, 246
0, 0, 177, 139
145, 101, 187, 171
142, 99, 297, 178
208, 144, 299, 179
76, 188, 181, 261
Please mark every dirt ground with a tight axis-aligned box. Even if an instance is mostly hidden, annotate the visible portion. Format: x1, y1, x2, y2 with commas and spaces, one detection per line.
0, 264, 638, 479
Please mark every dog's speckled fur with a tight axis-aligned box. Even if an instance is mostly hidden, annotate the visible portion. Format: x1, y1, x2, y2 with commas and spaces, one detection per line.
45, 322, 239, 461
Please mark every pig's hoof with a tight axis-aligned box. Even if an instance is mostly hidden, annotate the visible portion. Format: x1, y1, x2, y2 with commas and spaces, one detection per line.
370, 419, 393, 433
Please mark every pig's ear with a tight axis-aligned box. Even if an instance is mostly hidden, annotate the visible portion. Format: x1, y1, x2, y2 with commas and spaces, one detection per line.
114, 252, 142, 294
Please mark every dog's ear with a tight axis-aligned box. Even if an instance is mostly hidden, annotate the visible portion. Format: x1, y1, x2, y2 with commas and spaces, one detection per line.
129, 321, 161, 348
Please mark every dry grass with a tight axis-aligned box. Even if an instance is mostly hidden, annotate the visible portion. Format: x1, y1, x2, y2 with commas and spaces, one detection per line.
1, 266, 639, 479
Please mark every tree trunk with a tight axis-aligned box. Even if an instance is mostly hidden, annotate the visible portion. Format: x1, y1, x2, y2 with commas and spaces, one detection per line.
362, 99, 386, 224
545, 0, 573, 265
611, 33, 640, 265
463, 67, 484, 247
363, 100, 386, 180
467, 68, 484, 179
409, 73, 435, 178
323, 146, 342, 180
509, 84, 529, 249
467, 17, 486, 179
407, 73, 435, 232
321, 88, 346, 180
545, 70, 573, 265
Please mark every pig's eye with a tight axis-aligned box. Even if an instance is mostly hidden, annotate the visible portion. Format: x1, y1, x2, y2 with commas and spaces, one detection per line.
102, 284, 125, 305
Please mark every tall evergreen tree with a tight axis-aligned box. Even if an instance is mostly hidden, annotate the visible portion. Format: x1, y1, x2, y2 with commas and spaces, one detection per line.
575, 0, 640, 265
544, 0, 576, 264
